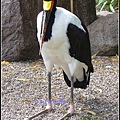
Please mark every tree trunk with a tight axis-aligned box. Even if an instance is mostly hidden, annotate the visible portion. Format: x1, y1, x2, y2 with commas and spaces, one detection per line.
57, 0, 97, 26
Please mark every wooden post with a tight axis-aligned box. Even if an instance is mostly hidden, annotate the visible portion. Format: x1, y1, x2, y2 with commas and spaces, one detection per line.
70, 0, 73, 13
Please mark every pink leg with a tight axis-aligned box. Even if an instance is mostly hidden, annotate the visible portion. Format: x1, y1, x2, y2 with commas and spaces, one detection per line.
67, 103, 74, 114
46, 102, 52, 112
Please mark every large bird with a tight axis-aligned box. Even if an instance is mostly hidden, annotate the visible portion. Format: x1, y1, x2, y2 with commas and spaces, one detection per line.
33, 0, 93, 119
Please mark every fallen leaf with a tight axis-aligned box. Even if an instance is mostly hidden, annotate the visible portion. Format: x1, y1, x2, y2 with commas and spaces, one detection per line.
79, 95, 86, 99
53, 67, 57, 70
116, 54, 119, 59
96, 60, 104, 64
33, 85, 39, 89
84, 110, 96, 115
2, 72, 10, 76
34, 76, 46, 79
23, 99, 30, 103
111, 58, 118, 62
16, 78, 30, 82
92, 52, 99, 59
103, 113, 110, 117
113, 67, 119, 71
99, 67, 105, 70
36, 61, 44, 65
116, 111, 119, 115
52, 96, 59, 100
1, 61, 10, 65
31, 61, 44, 65
31, 61, 44, 66
58, 67, 62, 70
103, 58, 111, 61
51, 85, 57, 88
8, 95, 13, 98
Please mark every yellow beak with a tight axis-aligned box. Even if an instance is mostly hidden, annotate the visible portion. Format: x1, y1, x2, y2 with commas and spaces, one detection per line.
43, 1, 52, 11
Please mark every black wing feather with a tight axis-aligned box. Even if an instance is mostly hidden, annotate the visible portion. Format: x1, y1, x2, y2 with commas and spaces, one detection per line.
63, 23, 93, 89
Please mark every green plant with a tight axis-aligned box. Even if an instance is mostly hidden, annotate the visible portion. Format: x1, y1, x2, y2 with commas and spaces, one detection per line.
80, 116, 91, 120
96, 0, 118, 12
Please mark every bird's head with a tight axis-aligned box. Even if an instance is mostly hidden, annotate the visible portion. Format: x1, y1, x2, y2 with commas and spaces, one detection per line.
39, 0, 57, 53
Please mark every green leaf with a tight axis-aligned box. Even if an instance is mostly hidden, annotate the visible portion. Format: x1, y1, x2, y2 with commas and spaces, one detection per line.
109, 4, 115, 12
111, 0, 115, 4
81, 116, 91, 120
96, 0, 105, 7
100, 1, 107, 11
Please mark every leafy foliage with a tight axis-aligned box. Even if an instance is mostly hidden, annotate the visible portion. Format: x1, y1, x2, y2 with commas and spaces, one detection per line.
96, 0, 118, 12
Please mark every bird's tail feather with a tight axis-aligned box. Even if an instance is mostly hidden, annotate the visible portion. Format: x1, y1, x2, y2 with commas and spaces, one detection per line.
63, 68, 90, 89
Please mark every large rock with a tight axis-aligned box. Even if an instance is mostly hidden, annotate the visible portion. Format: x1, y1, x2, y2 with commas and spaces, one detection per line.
2, 0, 23, 61
87, 13, 118, 56
2, 0, 41, 61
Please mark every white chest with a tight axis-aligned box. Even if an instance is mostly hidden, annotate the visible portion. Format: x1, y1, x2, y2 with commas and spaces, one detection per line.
41, 36, 72, 66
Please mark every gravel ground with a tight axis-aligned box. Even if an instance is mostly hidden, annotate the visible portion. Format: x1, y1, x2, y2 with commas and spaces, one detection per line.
1, 56, 119, 120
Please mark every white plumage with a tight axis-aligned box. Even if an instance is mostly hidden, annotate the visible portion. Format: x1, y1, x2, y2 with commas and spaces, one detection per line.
37, 7, 88, 82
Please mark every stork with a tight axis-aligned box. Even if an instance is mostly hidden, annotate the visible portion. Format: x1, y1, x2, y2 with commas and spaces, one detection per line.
25, 0, 93, 119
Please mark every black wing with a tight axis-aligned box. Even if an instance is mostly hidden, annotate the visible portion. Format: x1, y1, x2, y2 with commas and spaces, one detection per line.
63, 23, 93, 89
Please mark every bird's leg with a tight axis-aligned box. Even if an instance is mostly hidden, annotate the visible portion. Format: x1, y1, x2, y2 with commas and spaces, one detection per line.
24, 72, 52, 120
59, 76, 74, 120
46, 72, 52, 112
68, 76, 74, 114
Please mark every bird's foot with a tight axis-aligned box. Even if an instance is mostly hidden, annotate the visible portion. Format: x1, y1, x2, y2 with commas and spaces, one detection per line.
59, 104, 74, 120
46, 102, 52, 112
67, 103, 74, 114
24, 104, 74, 120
